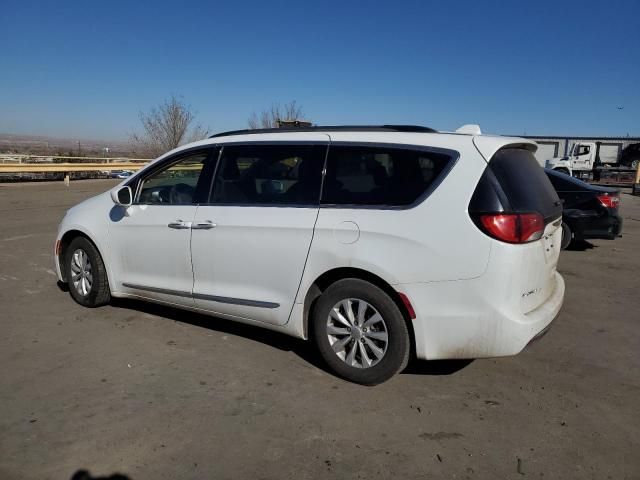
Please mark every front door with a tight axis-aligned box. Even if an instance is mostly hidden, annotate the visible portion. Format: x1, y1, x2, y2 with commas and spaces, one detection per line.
191, 139, 328, 325
109, 148, 216, 305
573, 143, 592, 170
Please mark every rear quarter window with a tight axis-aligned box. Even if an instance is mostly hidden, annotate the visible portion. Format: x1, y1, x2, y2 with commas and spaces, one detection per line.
321, 145, 455, 207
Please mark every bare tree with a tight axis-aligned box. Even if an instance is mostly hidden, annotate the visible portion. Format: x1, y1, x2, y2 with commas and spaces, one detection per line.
248, 101, 306, 129
131, 96, 209, 157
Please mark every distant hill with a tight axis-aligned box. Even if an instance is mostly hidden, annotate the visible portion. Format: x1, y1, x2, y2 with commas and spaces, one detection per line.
0, 133, 136, 157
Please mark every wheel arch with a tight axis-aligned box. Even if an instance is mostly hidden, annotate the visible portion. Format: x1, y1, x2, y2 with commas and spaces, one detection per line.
302, 267, 416, 351
58, 229, 109, 284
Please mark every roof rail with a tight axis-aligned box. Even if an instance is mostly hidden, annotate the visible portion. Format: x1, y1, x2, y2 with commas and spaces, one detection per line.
209, 124, 437, 138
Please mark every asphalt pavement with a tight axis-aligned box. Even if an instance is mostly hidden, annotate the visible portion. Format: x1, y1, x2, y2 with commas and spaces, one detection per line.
1, 180, 638, 480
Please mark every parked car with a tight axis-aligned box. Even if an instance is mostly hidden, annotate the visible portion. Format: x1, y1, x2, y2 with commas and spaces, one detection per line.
110, 170, 132, 179
545, 169, 623, 250
54, 125, 565, 384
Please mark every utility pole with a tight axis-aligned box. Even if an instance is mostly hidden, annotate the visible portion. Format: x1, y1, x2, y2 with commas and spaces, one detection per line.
77, 141, 81, 156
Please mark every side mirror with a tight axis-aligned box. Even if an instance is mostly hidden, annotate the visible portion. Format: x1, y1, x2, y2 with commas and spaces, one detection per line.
111, 186, 133, 207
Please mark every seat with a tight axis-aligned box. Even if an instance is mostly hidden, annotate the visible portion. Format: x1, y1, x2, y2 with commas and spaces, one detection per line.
284, 159, 321, 204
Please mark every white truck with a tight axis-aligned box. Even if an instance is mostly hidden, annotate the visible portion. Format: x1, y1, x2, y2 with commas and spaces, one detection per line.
545, 142, 640, 179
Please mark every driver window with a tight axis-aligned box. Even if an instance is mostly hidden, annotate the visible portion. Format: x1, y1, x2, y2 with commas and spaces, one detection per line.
137, 152, 208, 205
577, 145, 590, 156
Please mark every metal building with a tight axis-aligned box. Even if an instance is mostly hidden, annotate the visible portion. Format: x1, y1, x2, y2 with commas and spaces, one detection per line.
522, 135, 640, 164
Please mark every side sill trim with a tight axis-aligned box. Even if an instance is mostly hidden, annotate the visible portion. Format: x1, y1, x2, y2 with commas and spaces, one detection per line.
122, 283, 191, 298
122, 283, 279, 309
193, 292, 280, 309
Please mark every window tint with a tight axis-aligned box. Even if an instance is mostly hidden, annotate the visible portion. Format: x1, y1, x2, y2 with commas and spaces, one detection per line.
576, 145, 590, 156
137, 152, 210, 205
210, 144, 326, 205
489, 148, 561, 222
545, 169, 589, 191
321, 145, 453, 206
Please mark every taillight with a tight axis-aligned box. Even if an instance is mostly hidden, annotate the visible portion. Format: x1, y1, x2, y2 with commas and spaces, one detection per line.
478, 213, 544, 244
597, 194, 620, 209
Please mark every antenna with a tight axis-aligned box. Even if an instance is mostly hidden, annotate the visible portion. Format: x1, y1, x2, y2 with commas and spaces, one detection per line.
455, 124, 482, 135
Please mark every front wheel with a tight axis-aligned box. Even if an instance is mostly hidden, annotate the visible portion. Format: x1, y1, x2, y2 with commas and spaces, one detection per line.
312, 279, 410, 385
66, 236, 111, 307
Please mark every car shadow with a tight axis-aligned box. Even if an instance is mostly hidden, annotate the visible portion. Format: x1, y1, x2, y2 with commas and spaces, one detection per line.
402, 359, 473, 376
567, 239, 596, 251
109, 297, 329, 373
109, 298, 472, 378
71, 470, 131, 480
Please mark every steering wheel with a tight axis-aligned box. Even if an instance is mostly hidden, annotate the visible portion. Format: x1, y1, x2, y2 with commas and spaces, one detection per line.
169, 183, 194, 204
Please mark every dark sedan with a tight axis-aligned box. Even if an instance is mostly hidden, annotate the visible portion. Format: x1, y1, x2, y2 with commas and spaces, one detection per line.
545, 169, 623, 249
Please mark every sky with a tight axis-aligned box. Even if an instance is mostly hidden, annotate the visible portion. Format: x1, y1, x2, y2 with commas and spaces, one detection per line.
1, 0, 639, 141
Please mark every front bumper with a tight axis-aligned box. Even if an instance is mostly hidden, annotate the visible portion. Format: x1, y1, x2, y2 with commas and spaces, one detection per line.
54, 238, 64, 283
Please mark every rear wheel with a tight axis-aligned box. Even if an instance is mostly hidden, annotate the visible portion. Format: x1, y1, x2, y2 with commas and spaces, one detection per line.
560, 222, 573, 250
312, 279, 410, 385
66, 236, 111, 307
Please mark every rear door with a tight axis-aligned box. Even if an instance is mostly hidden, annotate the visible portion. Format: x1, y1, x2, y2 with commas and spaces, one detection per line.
191, 139, 328, 325
483, 148, 563, 312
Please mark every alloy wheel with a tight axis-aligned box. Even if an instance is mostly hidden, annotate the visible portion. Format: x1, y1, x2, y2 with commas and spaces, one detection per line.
70, 248, 93, 296
326, 298, 389, 368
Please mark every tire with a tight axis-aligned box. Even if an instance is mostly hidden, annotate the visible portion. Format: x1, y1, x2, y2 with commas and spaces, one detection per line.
311, 279, 410, 385
555, 168, 570, 176
560, 222, 573, 250
66, 236, 111, 307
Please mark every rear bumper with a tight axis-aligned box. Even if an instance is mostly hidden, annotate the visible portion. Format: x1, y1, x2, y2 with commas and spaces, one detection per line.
525, 316, 555, 347
568, 212, 623, 240
399, 272, 565, 360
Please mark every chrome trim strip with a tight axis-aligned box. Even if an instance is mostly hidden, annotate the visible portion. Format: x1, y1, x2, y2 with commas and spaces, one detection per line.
122, 283, 279, 309
192, 292, 279, 309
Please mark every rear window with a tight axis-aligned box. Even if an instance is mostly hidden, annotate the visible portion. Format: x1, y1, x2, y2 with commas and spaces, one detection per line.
321, 145, 454, 207
488, 148, 562, 222
545, 168, 589, 191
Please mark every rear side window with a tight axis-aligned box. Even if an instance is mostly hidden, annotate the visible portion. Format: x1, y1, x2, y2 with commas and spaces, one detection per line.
322, 145, 454, 207
471, 148, 562, 223
545, 169, 589, 191
210, 144, 326, 206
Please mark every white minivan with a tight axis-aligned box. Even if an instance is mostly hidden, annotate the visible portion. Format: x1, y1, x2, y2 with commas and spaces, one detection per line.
55, 125, 565, 384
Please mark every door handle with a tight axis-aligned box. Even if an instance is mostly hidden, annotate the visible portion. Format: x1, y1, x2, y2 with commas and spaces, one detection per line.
192, 220, 217, 230
167, 220, 191, 229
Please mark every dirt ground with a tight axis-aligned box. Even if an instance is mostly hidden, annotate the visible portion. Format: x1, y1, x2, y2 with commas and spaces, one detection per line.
1, 180, 638, 480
